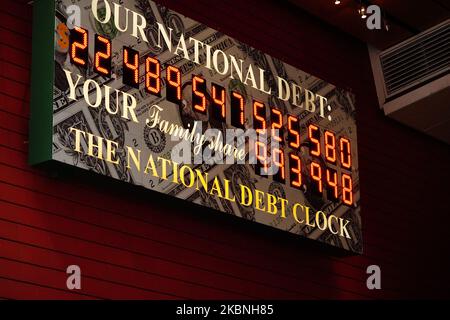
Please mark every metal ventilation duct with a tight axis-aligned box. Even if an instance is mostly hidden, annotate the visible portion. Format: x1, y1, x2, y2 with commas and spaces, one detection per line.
380, 20, 449, 99
370, 19, 450, 144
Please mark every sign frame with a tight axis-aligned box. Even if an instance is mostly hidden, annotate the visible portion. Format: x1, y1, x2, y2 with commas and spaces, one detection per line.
29, 0, 362, 254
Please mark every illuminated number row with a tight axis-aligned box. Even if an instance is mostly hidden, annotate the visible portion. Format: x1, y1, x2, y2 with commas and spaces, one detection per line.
186, 75, 245, 126
70, 27, 112, 77
308, 124, 352, 169
253, 148, 353, 206
190, 75, 245, 125
308, 161, 354, 206
69, 27, 173, 99
255, 152, 354, 206
252, 102, 300, 149
124, 55, 246, 125
121, 47, 182, 104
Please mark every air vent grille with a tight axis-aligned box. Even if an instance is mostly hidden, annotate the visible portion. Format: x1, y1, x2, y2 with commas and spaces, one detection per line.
380, 20, 449, 98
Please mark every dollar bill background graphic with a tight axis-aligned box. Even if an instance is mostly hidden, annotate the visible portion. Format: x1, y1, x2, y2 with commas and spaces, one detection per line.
49, 0, 362, 253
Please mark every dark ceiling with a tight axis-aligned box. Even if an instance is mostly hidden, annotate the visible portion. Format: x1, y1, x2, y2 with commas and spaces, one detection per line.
289, 0, 450, 50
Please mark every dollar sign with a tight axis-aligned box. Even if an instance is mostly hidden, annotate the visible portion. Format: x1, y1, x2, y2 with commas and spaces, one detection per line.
56, 22, 69, 51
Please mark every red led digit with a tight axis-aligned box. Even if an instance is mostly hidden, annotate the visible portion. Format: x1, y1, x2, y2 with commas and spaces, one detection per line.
70, 26, 88, 67
270, 108, 283, 143
342, 173, 353, 206
211, 83, 226, 121
289, 153, 302, 189
272, 148, 285, 183
324, 130, 337, 163
166, 65, 182, 104
255, 141, 268, 175
308, 124, 321, 157
253, 101, 266, 134
145, 56, 161, 96
231, 92, 245, 128
287, 115, 300, 150
310, 162, 323, 193
340, 137, 352, 169
192, 75, 207, 114
123, 47, 139, 88
326, 168, 339, 200
94, 34, 111, 77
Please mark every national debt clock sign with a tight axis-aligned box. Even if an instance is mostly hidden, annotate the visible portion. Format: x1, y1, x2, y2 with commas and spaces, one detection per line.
30, 0, 362, 253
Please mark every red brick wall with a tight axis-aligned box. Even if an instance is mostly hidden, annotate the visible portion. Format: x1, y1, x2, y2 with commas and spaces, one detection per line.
0, 0, 449, 299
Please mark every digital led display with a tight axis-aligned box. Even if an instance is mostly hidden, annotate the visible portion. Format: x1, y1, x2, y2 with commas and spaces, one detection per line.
30, 0, 362, 253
